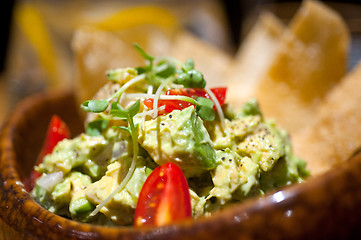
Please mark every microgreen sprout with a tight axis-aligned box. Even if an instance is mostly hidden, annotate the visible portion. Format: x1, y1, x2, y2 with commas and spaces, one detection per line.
195, 97, 215, 121
86, 117, 109, 137
175, 58, 206, 88
82, 99, 109, 113
81, 73, 146, 113
109, 100, 140, 179
183, 58, 195, 72
133, 43, 206, 89
88, 100, 141, 218
133, 42, 155, 63
82, 43, 223, 218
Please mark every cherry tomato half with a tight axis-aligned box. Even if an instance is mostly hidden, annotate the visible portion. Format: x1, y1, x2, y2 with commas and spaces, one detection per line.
143, 98, 193, 115
134, 162, 192, 227
166, 87, 227, 106
24, 115, 70, 191
143, 87, 227, 115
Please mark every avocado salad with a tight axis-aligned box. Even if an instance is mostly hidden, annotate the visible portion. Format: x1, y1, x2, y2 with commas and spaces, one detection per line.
31, 44, 309, 226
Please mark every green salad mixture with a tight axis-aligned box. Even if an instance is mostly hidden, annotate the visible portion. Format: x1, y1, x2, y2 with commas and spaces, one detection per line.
32, 44, 309, 226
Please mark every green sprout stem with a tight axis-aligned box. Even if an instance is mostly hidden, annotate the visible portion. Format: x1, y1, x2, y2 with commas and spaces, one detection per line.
88, 111, 139, 218
109, 73, 145, 103
159, 95, 199, 105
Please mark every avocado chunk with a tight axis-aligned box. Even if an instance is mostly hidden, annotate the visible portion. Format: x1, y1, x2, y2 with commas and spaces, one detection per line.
40, 134, 108, 178
236, 121, 286, 172
70, 195, 94, 215
139, 106, 217, 177
206, 115, 262, 150
51, 178, 71, 206
85, 157, 151, 225
209, 149, 259, 204
68, 172, 94, 220
260, 135, 309, 192
33, 171, 93, 219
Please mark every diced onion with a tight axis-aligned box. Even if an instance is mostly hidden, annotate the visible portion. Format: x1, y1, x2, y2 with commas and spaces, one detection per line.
36, 171, 63, 192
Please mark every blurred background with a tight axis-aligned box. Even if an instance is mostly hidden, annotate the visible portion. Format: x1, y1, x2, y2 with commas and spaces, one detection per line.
0, 0, 360, 124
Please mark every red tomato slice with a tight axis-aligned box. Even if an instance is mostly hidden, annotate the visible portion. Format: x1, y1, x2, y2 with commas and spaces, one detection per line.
143, 87, 227, 115
208, 87, 227, 106
143, 98, 193, 115
38, 115, 70, 160
134, 162, 192, 227
167, 87, 227, 106
24, 115, 70, 191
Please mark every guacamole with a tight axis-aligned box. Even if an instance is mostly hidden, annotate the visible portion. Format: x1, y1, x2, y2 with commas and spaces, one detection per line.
32, 48, 308, 225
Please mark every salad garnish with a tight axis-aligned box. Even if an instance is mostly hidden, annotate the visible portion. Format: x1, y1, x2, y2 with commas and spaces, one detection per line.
82, 43, 224, 219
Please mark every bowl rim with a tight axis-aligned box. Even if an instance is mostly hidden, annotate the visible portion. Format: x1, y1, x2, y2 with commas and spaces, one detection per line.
0, 88, 358, 239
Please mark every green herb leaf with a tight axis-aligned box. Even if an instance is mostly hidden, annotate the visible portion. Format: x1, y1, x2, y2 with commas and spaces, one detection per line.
182, 58, 194, 72
156, 62, 176, 78
109, 102, 128, 119
239, 98, 263, 118
197, 106, 215, 121
81, 99, 109, 113
197, 97, 214, 108
86, 118, 109, 136
127, 100, 141, 118
109, 100, 140, 120
113, 122, 138, 137
135, 66, 147, 75
113, 125, 132, 134
196, 97, 215, 121
146, 75, 162, 89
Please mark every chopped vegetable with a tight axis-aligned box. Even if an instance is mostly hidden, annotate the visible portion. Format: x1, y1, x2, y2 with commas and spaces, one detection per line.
143, 87, 227, 115
24, 115, 70, 191
30, 44, 308, 226
38, 115, 71, 158
167, 88, 227, 107
88, 100, 141, 218
36, 171, 64, 192
134, 163, 191, 227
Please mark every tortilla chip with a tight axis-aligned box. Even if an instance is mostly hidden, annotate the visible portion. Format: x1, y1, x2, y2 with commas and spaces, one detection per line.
293, 61, 361, 175
255, 0, 349, 133
170, 30, 233, 88
72, 28, 137, 109
225, 12, 285, 108
226, 0, 349, 129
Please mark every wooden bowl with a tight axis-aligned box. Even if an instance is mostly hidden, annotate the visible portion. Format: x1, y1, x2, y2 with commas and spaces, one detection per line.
1, 88, 361, 239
